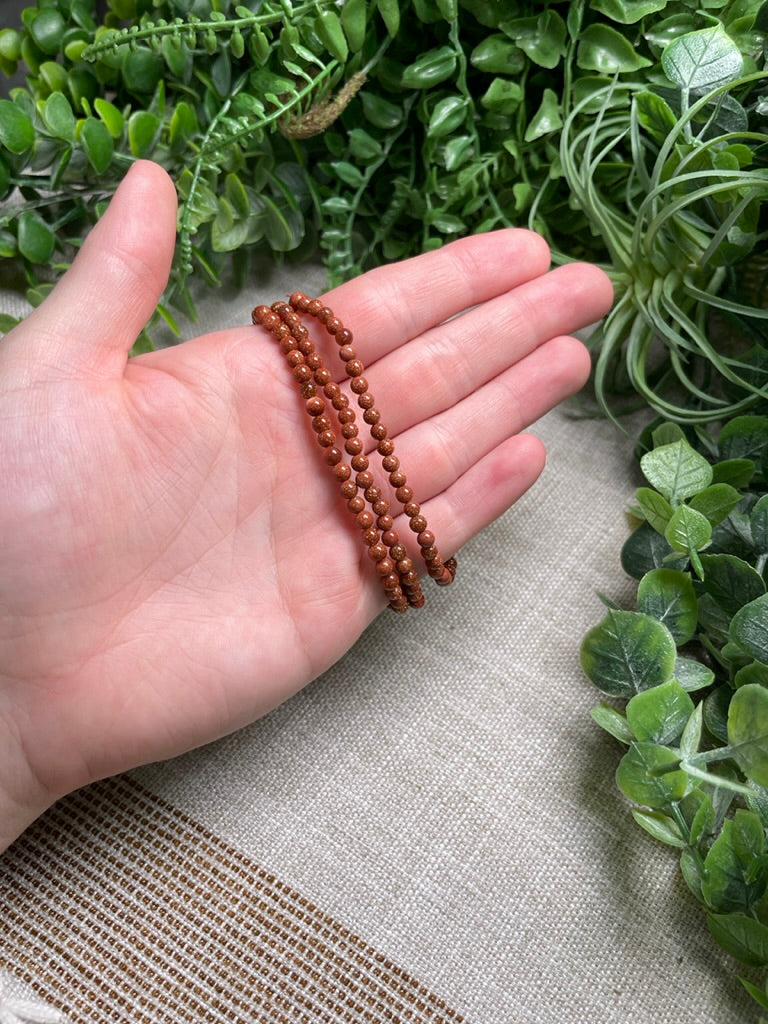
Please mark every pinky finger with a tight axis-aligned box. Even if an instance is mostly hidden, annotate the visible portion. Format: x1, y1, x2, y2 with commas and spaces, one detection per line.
405, 433, 546, 561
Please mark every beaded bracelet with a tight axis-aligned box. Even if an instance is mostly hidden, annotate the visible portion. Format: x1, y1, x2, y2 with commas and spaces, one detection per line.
252, 294, 456, 612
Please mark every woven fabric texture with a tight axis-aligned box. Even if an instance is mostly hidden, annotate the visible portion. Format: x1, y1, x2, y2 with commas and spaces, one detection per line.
0, 270, 756, 1023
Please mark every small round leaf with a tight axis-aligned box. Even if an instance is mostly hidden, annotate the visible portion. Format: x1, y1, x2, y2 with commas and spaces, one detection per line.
0, 99, 34, 154
580, 609, 677, 698
17, 210, 55, 263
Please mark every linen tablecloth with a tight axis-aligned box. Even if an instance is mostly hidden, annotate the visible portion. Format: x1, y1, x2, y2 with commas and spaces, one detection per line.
0, 266, 756, 1023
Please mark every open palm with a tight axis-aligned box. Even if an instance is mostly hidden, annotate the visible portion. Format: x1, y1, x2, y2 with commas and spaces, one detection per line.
0, 161, 612, 849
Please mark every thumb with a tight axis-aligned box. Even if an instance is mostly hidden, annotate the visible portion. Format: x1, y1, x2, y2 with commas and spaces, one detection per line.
11, 160, 177, 378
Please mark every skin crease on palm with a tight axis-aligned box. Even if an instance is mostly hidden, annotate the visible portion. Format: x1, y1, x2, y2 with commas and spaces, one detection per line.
0, 160, 614, 852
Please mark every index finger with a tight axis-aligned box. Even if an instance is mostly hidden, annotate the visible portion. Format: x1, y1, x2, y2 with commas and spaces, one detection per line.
320, 228, 552, 362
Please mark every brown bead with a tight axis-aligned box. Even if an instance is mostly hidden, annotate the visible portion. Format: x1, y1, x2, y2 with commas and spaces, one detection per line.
290, 322, 309, 342
356, 471, 374, 489
362, 526, 379, 546
418, 530, 435, 548
404, 501, 420, 518
377, 438, 395, 457
427, 562, 445, 579
307, 298, 323, 316
340, 479, 357, 498
315, 367, 332, 386
370, 422, 387, 440
382, 454, 399, 473
333, 463, 351, 481
318, 430, 336, 447
306, 396, 325, 416
382, 572, 400, 590
363, 408, 380, 425
421, 546, 439, 562
350, 377, 368, 394
289, 291, 310, 311
395, 485, 413, 504
300, 382, 317, 399
436, 567, 454, 586
345, 359, 364, 378
368, 542, 387, 561
335, 327, 353, 346
332, 393, 349, 411
357, 391, 375, 408
251, 304, 275, 327
286, 350, 304, 368
397, 557, 413, 574
279, 334, 294, 353
325, 447, 343, 466
401, 569, 419, 586
323, 381, 341, 400
293, 364, 312, 383
408, 592, 426, 608
389, 470, 407, 488
372, 498, 389, 516
357, 510, 374, 530
312, 414, 333, 434
297, 338, 313, 355
364, 485, 382, 503
347, 495, 365, 514
339, 345, 356, 362
376, 557, 396, 578
317, 306, 333, 324
305, 351, 322, 370
391, 543, 407, 562
325, 315, 343, 334
338, 408, 356, 425
341, 422, 359, 440
409, 514, 428, 533
351, 453, 369, 472
381, 529, 398, 547
377, 513, 394, 532
345, 438, 364, 456
389, 599, 409, 614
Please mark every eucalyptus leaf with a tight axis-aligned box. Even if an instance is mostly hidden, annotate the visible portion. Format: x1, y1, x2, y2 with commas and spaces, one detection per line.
580, 609, 677, 698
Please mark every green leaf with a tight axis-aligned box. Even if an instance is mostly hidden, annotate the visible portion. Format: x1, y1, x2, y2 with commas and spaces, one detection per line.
427, 96, 468, 139
674, 656, 715, 693
702, 810, 767, 913
735, 663, 768, 689
621, 522, 684, 581
315, 11, 349, 64
480, 78, 523, 114
728, 684, 768, 787
524, 88, 562, 141
224, 172, 249, 220
591, 704, 635, 743
401, 46, 457, 89
711, 459, 755, 489
80, 116, 113, 173
28, 8, 65, 56
376, 0, 400, 36
708, 912, 768, 966
577, 24, 653, 72
627, 679, 695, 744
210, 197, 249, 252
631, 808, 688, 847
340, 0, 367, 52
731, 597, 768, 665
262, 193, 303, 251
127, 110, 159, 158
499, 11, 567, 69
16, 210, 55, 263
641, 440, 713, 504
662, 25, 744, 93
635, 487, 674, 534
751, 495, 768, 552
590, 0, 668, 23
637, 568, 698, 644
0, 99, 34, 154
93, 98, 124, 139
42, 92, 75, 141
580, 609, 677, 699
664, 505, 712, 558
359, 91, 402, 129
470, 34, 525, 74
616, 742, 689, 809
719, 417, 768, 464
699, 554, 765, 617
688, 484, 741, 527
347, 128, 383, 161
634, 91, 677, 146
330, 160, 365, 188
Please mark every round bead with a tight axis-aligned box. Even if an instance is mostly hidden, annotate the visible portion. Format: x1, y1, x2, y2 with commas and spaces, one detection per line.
382, 572, 400, 590
290, 323, 309, 342
368, 542, 388, 561
293, 364, 312, 383
317, 306, 333, 324
389, 470, 407, 488
409, 514, 428, 533
363, 408, 380, 425
391, 543, 407, 562
340, 479, 357, 498
372, 498, 389, 516
297, 338, 313, 355
345, 438, 364, 456
345, 359, 364, 378
347, 495, 365, 514
300, 383, 317, 399
370, 422, 386, 440
395, 485, 413, 504
377, 439, 395, 457
315, 367, 332, 386
397, 557, 413, 574
382, 454, 399, 473
389, 600, 409, 614
325, 447, 343, 466
289, 291, 309, 309
279, 335, 295, 354
381, 529, 398, 548
251, 304, 274, 326
356, 471, 374, 489
306, 397, 325, 416
404, 501, 420, 518
333, 464, 351, 482
364, 485, 382, 503
335, 327, 353, 346
436, 567, 454, 586
427, 562, 445, 579
350, 377, 368, 394
323, 381, 341, 400
325, 315, 343, 334
357, 391, 375, 408
376, 557, 396, 577
421, 545, 439, 561
418, 530, 435, 548
318, 430, 335, 447
377, 513, 394, 532
312, 414, 333, 434
362, 526, 379, 546
305, 351, 322, 370
351, 453, 369, 472
357, 510, 374, 530
408, 593, 426, 608
341, 423, 359, 440
339, 345, 356, 362
307, 298, 323, 316
401, 569, 419, 586
286, 350, 304, 368
338, 408, 356, 425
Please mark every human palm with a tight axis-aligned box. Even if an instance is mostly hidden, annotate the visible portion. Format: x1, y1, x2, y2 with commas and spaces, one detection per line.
0, 160, 612, 849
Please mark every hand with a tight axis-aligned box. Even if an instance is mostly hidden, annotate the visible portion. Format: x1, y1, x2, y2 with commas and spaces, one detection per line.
0, 160, 613, 850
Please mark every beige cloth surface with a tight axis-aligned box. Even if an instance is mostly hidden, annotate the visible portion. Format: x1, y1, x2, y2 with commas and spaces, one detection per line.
0, 266, 757, 1023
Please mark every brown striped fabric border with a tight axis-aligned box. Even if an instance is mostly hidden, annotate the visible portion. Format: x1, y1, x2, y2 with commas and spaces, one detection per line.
0, 775, 467, 1024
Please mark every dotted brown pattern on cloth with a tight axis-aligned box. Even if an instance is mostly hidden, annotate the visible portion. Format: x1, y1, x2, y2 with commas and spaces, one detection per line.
0, 776, 468, 1024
